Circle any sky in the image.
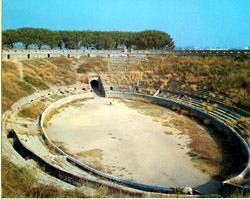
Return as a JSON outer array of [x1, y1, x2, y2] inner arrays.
[[2, 0, 250, 48]]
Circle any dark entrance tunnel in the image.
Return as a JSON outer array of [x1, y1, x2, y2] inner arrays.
[[90, 80, 104, 97], [90, 80, 99, 91]]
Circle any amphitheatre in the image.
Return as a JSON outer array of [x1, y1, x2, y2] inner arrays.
[[2, 49, 250, 197]]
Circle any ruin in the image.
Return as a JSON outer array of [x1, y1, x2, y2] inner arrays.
[[2, 54, 250, 197]]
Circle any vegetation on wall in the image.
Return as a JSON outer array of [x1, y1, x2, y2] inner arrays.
[[77, 57, 108, 73], [2, 61, 35, 112], [2, 54, 250, 197], [2, 28, 175, 50], [2, 58, 76, 112], [1, 56, 109, 113], [144, 55, 250, 109], [106, 55, 250, 109], [22, 57, 77, 87]]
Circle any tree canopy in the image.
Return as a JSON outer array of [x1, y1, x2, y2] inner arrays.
[[2, 28, 175, 50], [135, 30, 175, 50]]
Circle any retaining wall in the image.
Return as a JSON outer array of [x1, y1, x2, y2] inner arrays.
[[39, 91, 250, 194], [98, 76, 106, 97], [106, 91, 250, 189], [2, 49, 250, 60], [40, 92, 176, 194]]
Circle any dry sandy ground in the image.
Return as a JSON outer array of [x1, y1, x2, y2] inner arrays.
[[47, 96, 221, 194]]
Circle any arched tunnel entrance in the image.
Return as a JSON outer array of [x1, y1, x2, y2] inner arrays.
[[90, 79, 104, 97], [90, 80, 99, 91]]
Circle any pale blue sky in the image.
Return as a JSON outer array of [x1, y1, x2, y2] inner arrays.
[[2, 0, 250, 48]]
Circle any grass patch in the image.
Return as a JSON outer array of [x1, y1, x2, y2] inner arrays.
[[108, 55, 250, 109], [50, 94, 64, 100], [18, 105, 43, 119], [24, 75, 48, 89], [229, 189, 250, 198], [2, 156, 36, 198], [77, 67, 88, 73], [164, 131, 173, 135], [34, 101, 46, 110], [43, 108, 59, 128], [17, 80, 34, 93], [78, 57, 108, 72], [49, 57, 75, 68], [2, 61, 35, 112], [22, 57, 77, 86], [1, 156, 88, 198]]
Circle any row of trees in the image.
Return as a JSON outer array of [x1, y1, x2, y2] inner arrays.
[[2, 28, 175, 50]]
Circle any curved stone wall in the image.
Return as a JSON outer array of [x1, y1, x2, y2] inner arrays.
[[40, 90, 250, 193], [106, 91, 250, 187], [40, 92, 175, 194]]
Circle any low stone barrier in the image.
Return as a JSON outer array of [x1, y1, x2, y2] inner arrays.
[[106, 91, 250, 190], [39, 90, 250, 194], [40, 92, 176, 194]]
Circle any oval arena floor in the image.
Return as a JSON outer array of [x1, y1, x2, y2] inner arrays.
[[47, 96, 222, 194]]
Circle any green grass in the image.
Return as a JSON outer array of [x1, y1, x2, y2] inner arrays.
[[2, 62, 35, 112], [1, 156, 89, 198], [229, 188, 250, 198], [77, 67, 88, 73], [24, 75, 49, 89], [18, 105, 43, 119], [17, 80, 34, 93]]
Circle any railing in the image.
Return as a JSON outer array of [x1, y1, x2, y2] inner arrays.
[[106, 91, 250, 189], [39, 91, 250, 194], [40, 92, 175, 194]]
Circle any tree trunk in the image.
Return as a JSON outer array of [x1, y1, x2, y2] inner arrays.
[[115, 42, 119, 49]]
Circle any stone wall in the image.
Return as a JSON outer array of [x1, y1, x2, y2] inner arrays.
[[105, 91, 250, 189], [40, 92, 176, 194], [2, 49, 250, 60], [37, 89, 250, 194]]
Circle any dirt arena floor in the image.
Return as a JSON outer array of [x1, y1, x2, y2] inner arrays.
[[47, 96, 222, 194]]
